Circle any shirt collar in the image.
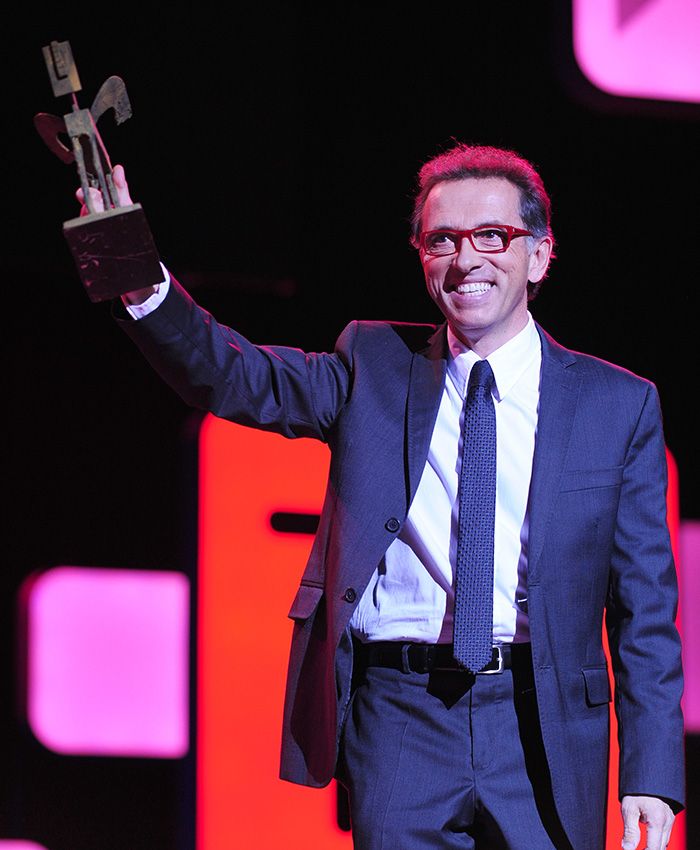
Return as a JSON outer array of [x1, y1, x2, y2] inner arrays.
[[446, 314, 541, 401]]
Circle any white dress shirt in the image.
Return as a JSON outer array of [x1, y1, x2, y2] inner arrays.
[[350, 316, 541, 645], [130, 276, 541, 645]]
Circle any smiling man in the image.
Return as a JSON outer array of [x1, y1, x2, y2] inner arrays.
[[81, 142, 684, 849], [417, 176, 551, 356]]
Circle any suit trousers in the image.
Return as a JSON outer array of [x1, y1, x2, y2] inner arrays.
[[337, 645, 577, 850]]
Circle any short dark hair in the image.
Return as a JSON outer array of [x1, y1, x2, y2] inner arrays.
[[410, 142, 555, 297]]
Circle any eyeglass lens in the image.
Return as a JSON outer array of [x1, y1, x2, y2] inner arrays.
[[424, 227, 511, 255]]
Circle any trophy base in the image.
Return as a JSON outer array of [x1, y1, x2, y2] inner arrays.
[[63, 203, 162, 303]]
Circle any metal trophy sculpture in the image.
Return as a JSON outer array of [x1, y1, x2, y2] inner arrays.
[[35, 40, 161, 302]]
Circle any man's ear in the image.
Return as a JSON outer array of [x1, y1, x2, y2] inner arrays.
[[528, 236, 554, 283]]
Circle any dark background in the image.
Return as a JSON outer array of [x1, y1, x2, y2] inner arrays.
[[4, 3, 698, 848]]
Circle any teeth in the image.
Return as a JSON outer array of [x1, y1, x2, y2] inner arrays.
[[456, 282, 492, 294]]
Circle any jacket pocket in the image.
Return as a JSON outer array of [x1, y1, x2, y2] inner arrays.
[[287, 583, 324, 621], [560, 466, 624, 492], [582, 666, 612, 706]]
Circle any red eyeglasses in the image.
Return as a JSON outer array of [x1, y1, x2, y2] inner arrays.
[[419, 225, 532, 256]]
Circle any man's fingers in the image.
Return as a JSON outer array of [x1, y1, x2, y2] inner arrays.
[[75, 186, 104, 216], [621, 797, 643, 850], [644, 809, 675, 850], [112, 163, 134, 206], [621, 817, 641, 850], [74, 165, 133, 215], [645, 819, 671, 850], [621, 796, 675, 850]]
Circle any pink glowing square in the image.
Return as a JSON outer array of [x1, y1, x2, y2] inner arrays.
[[573, 0, 700, 104], [680, 520, 700, 732], [0, 843, 49, 850], [23, 566, 190, 757]]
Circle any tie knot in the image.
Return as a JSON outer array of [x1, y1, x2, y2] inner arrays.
[[468, 359, 494, 392]]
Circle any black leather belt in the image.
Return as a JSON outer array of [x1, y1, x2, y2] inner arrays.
[[355, 640, 532, 675]]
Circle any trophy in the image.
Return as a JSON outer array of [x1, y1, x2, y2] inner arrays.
[[34, 40, 162, 302]]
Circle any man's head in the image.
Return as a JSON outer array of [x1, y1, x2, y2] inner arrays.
[[411, 143, 554, 297], [411, 143, 554, 355]]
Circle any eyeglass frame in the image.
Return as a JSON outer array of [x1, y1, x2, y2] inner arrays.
[[418, 224, 533, 256]]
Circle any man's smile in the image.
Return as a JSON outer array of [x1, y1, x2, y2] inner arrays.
[[451, 281, 495, 296]]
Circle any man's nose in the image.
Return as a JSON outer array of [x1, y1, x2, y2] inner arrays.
[[453, 236, 484, 272]]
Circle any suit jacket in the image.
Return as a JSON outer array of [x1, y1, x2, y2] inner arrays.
[[118, 278, 684, 850]]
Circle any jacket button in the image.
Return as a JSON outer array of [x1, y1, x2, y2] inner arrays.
[[385, 517, 400, 532], [343, 587, 357, 603]]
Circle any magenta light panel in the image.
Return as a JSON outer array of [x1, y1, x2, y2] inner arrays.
[[24, 566, 190, 757], [573, 0, 700, 104]]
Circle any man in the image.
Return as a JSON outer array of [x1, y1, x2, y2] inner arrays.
[[78, 143, 684, 849]]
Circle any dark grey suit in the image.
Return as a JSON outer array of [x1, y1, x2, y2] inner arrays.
[[119, 277, 684, 849]]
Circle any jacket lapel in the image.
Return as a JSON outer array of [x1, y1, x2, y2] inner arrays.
[[403, 321, 580, 577], [526, 324, 581, 580], [405, 325, 447, 507]]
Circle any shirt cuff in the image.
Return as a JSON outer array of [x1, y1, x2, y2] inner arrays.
[[124, 263, 171, 319]]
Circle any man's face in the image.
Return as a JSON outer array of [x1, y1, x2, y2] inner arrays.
[[419, 177, 552, 356]]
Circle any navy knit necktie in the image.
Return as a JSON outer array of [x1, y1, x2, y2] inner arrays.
[[453, 359, 497, 673]]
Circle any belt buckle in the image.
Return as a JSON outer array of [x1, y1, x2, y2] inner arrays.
[[410, 644, 435, 674], [402, 643, 433, 674], [477, 645, 503, 675]]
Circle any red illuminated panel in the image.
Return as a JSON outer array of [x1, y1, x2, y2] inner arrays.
[[603, 448, 684, 850], [573, 0, 700, 103], [197, 417, 350, 849], [22, 567, 189, 757], [198, 419, 685, 848]]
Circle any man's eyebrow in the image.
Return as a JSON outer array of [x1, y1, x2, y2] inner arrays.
[[429, 220, 510, 230]]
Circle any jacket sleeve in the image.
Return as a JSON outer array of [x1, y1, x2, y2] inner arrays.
[[114, 275, 354, 441], [605, 381, 685, 810]]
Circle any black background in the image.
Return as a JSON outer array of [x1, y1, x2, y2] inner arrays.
[[3, 3, 698, 848]]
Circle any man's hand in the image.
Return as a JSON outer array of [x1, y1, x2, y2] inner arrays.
[[76, 165, 157, 306], [75, 163, 133, 213], [621, 795, 675, 850]]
